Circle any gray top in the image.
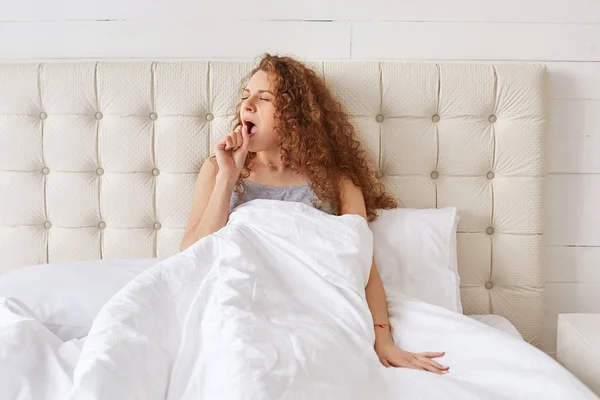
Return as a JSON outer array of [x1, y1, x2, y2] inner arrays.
[[229, 180, 335, 215]]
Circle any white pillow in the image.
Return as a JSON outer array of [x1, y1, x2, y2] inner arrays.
[[369, 207, 462, 313], [0, 258, 164, 341]]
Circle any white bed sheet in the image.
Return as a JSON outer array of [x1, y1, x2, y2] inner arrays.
[[0, 201, 596, 399], [469, 314, 523, 340], [69, 315, 524, 351]]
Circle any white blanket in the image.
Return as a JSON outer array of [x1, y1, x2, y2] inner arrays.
[[0, 200, 597, 400]]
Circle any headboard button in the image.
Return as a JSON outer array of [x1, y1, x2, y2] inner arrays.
[[430, 170, 439, 179], [375, 171, 384, 179], [485, 281, 494, 290], [486, 171, 495, 180], [98, 221, 106, 230], [486, 227, 494, 235], [375, 114, 385, 123], [432, 114, 440, 123], [44, 221, 52, 229], [153, 222, 162, 230], [489, 114, 497, 123], [41, 167, 50, 175], [152, 168, 160, 176], [39, 111, 48, 120], [96, 167, 104, 176], [149, 112, 158, 121], [205, 113, 214, 121], [95, 112, 104, 120]]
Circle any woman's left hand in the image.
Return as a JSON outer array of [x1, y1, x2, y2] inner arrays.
[[375, 340, 449, 374]]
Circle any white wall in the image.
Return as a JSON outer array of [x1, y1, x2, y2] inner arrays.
[[1, 0, 599, 354]]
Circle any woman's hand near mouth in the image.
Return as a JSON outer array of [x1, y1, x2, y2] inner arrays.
[[214, 124, 250, 183]]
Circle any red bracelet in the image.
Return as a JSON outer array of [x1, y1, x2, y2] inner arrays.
[[374, 323, 392, 331]]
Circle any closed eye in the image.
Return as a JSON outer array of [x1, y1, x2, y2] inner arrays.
[[241, 96, 271, 102]]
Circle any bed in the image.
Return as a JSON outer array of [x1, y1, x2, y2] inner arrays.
[[0, 61, 596, 399]]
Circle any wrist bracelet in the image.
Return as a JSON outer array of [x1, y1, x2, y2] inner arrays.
[[374, 323, 392, 331]]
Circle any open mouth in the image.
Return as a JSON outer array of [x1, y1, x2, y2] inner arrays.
[[244, 120, 259, 135]]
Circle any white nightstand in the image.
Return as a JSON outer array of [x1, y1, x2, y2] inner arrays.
[[557, 313, 600, 396]]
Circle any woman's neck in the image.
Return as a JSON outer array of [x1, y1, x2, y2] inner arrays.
[[255, 150, 285, 173], [248, 151, 308, 187]]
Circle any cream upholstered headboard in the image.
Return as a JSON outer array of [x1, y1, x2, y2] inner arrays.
[[0, 61, 546, 345]]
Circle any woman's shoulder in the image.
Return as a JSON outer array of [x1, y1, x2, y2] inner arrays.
[[338, 176, 361, 195], [338, 176, 367, 219]]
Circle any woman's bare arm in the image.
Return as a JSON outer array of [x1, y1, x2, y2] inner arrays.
[[339, 178, 448, 374], [179, 159, 236, 252], [338, 178, 393, 343], [180, 126, 249, 252]]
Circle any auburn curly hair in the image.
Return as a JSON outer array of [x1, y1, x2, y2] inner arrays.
[[230, 54, 397, 221]]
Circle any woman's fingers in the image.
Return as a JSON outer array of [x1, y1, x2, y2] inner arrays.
[[230, 130, 240, 149], [237, 126, 245, 147], [429, 359, 448, 371], [418, 352, 449, 372], [224, 126, 245, 151], [422, 352, 445, 358], [417, 355, 447, 370], [416, 360, 444, 374], [232, 126, 241, 148], [224, 124, 247, 168], [415, 357, 448, 374], [381, 349, 449, 375], [225, 135, 234, 151], [428, 359, 448, 371], [215, 125, 247, 163], [240, 124, 249, 150], [214, 137, 226, 152]]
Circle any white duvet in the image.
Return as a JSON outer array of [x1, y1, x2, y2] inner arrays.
[[0, 200, 597, 400]]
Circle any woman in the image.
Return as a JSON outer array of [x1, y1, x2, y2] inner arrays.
[[181, 54, 448, 375]]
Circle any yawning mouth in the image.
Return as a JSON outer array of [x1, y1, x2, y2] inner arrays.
[[244, 120, 259, 135]]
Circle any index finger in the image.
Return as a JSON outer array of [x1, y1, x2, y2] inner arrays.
[[422, 352, 445, 358], [241, 124, 249, 149]]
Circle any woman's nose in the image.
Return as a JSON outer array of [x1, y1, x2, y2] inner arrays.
[[245, 103, 256, 113], [244, 98, 257, 113]]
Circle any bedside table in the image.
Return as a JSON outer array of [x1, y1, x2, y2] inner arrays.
[[557, 313, 600, 396]]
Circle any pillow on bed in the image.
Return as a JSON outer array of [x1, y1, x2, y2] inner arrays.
[[0, 258, 164, 341], [369, 207, 462, 313]]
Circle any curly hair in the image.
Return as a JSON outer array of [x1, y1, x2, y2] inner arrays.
[[230, 54, 397, 221]]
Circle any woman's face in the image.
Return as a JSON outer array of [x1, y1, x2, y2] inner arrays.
[[240, 70, 278, 153]]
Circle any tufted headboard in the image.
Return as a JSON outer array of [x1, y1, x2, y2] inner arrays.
[[0, 61, 546, 345]]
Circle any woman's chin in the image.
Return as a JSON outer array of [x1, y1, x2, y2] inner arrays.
[[246, 135, 278, 154], [247, 143, 260, 153], [246, 138, 265, 153]]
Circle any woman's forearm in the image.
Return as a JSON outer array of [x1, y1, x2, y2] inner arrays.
[[180, 174, 235, 251], [365, 259, 394, 344]]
